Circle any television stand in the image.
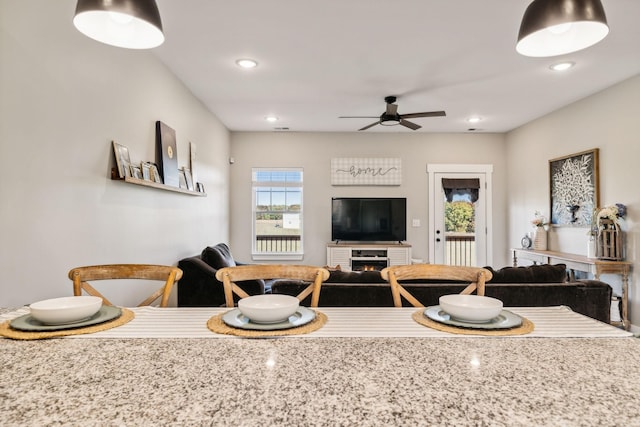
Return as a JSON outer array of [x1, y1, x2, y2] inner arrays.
[[327, 243, 412, 271]]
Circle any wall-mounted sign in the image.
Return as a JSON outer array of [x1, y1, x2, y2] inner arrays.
[[331, 158, 402, 186]]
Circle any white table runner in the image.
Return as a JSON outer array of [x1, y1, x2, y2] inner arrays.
[[2, 306, 630, 339]]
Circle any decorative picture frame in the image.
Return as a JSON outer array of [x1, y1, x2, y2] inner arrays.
[[189, 142, 197, 184], [549, 148, 600, 226], [183, 167, 194, 191], [178, 168, 187, 189], [112, 141, 131, 178], [130, 164, 143, 180], [141, 162, 152, 181], [331, 158, 402, 186], [150, 164, 162, 183], [156, 121, 179, 187]]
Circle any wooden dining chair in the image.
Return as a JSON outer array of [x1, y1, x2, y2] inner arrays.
[[380, 264, 493, 308], [68, 264, 183, 307], [215, 264, 330, 308]]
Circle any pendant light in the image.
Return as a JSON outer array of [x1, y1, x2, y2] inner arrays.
[[73, 0, 164, 49], [516, 0, 609, 57]]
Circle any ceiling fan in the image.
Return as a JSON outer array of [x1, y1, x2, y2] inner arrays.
[[340, 96, 446, 131]]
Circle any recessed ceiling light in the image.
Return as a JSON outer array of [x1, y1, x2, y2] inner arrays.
[[466, 116, 482, 123], [236, 59, 258, 69], [549, 61, 575, 71], [265, 116, 278, 123]]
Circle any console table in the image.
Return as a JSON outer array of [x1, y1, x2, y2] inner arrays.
[[512, 248, 633, 330]]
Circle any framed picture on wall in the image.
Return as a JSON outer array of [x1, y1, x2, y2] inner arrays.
[[549, 148, 599, 226]]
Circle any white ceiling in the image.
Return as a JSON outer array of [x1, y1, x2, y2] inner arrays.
[[153, 0, 640, 133]]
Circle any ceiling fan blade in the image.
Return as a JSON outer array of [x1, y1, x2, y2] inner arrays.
[[339, 116, 379, 119], [359, 121, 381, 131], [399, 119, 421, 130], [401, 111, 446, 119], [386, 103, 398, 115]]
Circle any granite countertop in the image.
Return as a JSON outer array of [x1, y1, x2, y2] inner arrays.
[[2, 336, 640, 426]]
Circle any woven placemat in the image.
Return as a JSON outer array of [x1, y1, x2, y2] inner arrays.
[[207, 310, 327, 337], [0, 308, 135, 340], [412, 309, 534, 336]]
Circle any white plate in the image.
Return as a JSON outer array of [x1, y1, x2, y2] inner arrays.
[[424, 305, 523, 330], [222, 306, 316, 331]]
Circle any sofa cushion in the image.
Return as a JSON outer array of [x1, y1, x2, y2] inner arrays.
[[485, 264, 567, 283], [201, 243, 236, 269]]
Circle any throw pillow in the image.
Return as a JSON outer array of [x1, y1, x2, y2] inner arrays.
[[201, 243, 237, 269], [485, 264, 567, 283]]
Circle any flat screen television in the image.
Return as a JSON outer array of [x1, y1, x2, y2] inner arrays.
[[331, 197, 407, 242]]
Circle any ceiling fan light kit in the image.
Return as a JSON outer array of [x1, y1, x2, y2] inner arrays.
[[73, 0, 164, 49], [340, 96, 446, 131], [516, 0, 609, 57]]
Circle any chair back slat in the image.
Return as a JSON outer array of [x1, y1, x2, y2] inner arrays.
[[380, 264, 492, 308], [215, 265, 330, 308], [68, 264, 183, 307]]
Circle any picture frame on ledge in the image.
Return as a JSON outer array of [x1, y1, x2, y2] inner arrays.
[[178, 168, 187, 189], [549, 148, 599, 227], [156, 121, 179, 187], [183, 167, 194, 191], [150, 164, 162, 184], [141, 162, 152, 181], [112, 141, 131, 179], [130, 164, 142, 180]]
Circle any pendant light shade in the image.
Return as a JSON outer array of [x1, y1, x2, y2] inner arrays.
[[516, 0, 609, 57], [73, 0, 164, 49]]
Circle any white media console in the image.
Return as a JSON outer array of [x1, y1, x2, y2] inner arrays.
[[326, 243, 412, 271]]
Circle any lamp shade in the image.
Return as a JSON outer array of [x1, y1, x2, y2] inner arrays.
[[73, 0, 164, 49], [516, 0, 609, 57]]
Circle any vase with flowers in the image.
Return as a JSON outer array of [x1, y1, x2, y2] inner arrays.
[[592, 203, 626, 260], [531, 211, 549, 250]]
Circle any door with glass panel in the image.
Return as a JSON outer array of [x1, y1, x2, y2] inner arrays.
[[428, 165, 493, 267]]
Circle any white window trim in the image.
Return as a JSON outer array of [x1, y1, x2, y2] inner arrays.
[[251, 168, 304, 261]]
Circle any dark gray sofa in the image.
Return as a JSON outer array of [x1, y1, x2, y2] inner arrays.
[[177, 246, 612, 323], [270, 264, 613, 323]]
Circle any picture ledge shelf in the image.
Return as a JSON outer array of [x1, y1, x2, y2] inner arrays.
[[111, 173, 206, 197]]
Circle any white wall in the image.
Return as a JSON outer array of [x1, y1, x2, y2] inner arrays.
[[506, 74, 640, 327], [0, 1, 230, 307], [229, 132, 508, 268]]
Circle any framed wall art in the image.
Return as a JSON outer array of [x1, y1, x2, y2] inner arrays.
[[331, 158, 402, 186], [156, 121, 179, 187], [549, 148, 599, 226]]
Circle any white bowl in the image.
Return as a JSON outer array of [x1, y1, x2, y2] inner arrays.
[[439, 294, 503, 323], [30, 296, 103, 325], [237, 294, 300, 324]]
